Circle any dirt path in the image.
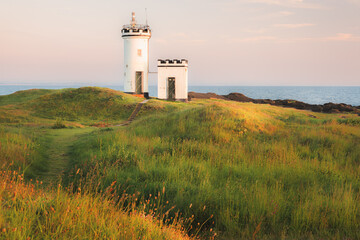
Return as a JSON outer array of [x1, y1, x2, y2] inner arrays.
[[39, 128, 94, 186]]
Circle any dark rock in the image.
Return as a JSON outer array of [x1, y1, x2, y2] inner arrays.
[[223, 93, 253, 102], [310, 105, 323, 112], [188, 92, 227, 100], [188, 92, 359, 114]]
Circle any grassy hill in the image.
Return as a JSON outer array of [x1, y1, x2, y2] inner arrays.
[[67, 99, 360, 239], [0, 89, 63, 106], [1, 88, 359, 239], [26, 87, 142, 122], [0, 87, 143, 125], [0, 87, 193, 239]]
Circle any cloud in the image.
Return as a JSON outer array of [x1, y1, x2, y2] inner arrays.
[[294, 33, 360, 42], [274, 23, 315, 28], [228, 36, 278, 42], [278, 11, 295, 16], [325, 33, 360, 41], [242, 23, 314, 37], [153, 33, 206, 45], [244, 28, 268, 34], [226, 33, 360, 43], [248, 0, 323, 9]]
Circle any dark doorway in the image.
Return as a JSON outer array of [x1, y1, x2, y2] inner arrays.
[[168, 77, 175, 100], [135, 71, 143, 94]]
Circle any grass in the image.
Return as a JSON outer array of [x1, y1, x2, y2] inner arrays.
[[35, 128, 95, 186], [0, 87, 144, 126], [0, 126, 37, 172], [26, 87, 143, 124], [0, 88, 359, 239], [66, 99, 360, 239], [0, 89, 63, 106], [0, 88, 200, 239], [0, 170, 192, 240]]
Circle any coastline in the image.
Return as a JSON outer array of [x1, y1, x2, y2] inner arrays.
[[189, 91, 360, 115]]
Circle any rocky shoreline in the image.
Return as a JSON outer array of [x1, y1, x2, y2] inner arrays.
[[188, 92, 360, 115]]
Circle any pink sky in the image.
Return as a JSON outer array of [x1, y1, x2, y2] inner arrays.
[[1, 0, 359, 86]]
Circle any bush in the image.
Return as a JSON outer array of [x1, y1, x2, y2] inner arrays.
[[52, 118, 66, 129]]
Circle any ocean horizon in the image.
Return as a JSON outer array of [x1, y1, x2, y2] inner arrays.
[[1, 85, 359, 106]]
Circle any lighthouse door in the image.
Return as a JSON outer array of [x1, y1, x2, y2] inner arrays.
[[167, 77, 175, 100], [135, 71, 143, 94]]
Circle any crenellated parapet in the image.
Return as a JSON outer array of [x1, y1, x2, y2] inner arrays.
[[121, 26, 151, 37], [158, 59, 188, 67]]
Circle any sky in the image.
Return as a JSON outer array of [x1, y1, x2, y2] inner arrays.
[[0, 0, 359, 86]]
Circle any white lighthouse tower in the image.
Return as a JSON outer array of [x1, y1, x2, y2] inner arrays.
[[121, 12, 151, 98]]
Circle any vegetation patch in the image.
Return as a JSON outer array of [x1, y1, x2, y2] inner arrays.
[[66, 99, 360, 239], [26, 87, 142, 124], [0, 170, 192, 240], [0, 89, 62, 106], [51, 118, 67, 129], [1, 88, 359, 239]]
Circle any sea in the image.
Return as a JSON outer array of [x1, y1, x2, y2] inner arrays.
[[1, 85, 359, 106]]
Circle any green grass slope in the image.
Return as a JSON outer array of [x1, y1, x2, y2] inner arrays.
[[1, 88, 359, 239], [0, 87, 144, 125], [0, 169, 191, 240], [68, 99, 360, 239], [26, 87, 143, 123], [0, 125, 192, 240], [0, 89, 63, 106]]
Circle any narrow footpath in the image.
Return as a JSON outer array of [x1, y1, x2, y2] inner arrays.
[[39, 128, 94, 186], [39, 100, 148, 185]]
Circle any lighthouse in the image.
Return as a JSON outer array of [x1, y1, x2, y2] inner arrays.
[[121, 12, 151, 98]]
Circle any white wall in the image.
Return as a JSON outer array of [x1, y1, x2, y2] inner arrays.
[[123, 36, 150, 93], [158, 60, 188, 100]]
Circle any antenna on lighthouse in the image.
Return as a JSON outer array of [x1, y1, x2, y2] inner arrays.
[[145, 8, 148, 26]]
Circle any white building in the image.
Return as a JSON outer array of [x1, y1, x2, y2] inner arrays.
[[157, 59, 188, 101], [121, 12, 151, 98]]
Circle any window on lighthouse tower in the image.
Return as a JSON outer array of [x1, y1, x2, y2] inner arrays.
[[137, 49, 142, 57]]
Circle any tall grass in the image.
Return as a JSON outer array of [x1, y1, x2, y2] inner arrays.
[[0, 169, 193, 240], [0, 124, 196, 239], [0, 126, 53, 180], [67, 100, 360, 239], [1, 88, 359, 239], [0, 127, 35, 171]]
